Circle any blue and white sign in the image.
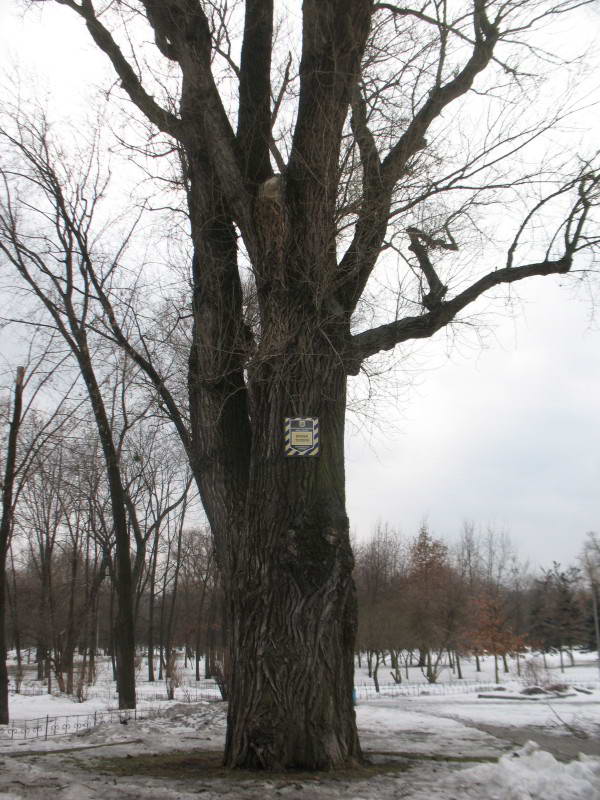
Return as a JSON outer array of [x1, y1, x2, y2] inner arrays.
[[284, 417, 320, 457]]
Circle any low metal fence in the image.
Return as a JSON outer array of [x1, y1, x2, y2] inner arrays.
[[0, 708, 147, 742], [354, 680, 502, 699], [7, 681, 224, 704], [86, 682, 223, 704], [7, 685, 56, 697], [5, 677, 598, 742], [354, 677, 600, 699]]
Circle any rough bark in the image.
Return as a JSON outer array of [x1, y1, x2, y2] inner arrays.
[[225, 354, 360, 768]]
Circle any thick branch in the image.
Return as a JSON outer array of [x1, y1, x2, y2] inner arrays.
[[0, 368, 25, 558], [56, 0, 183, 138], [407, 226, 453, 310], [382, 1, 498, 187], [348, 256, 572, 371], [350, 84, 382, 198], [288, 0, 373, 194], [337, 0, 498, 310], [237, 0, 274, 186]]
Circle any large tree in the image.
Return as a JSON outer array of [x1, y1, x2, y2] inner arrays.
[[6, 0, 600, 769]]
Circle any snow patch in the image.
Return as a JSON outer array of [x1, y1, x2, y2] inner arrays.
[[445, 742, 600, 800]]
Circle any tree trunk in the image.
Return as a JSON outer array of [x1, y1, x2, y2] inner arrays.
[[147, 531, 159, 683], [204, 592, 217, 680], [88, 601, 98, 686], [164, 522, 184, 683], [80, 360, 136, 710], [0, 566, 8, 724], [7, 547, 23, 692], [65, 545, 79, 695], [194, 578, 209, 682], [40, 559, 55, 694], [455, 652, 463, 680], [109, 588, 117, 682], [147, 602, 155, 683], [195, 646, 202, 682], [36, 645, 45, 681], [372, 652, 381, 694], [158, 585, 167, 682], [0, 367, 24, 725], [425, 650, 436, 684], [390, 650, 401, 684], [221, 362, 361, 769]]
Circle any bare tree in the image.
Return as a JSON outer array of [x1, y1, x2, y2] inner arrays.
[[355, 523, 405, 686], [0, 333, 83, 722], [5, 0, 600, 768], [0, 368, 24, 723], [0, 120, 138, 708]]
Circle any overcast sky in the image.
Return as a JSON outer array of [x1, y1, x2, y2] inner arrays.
[[1, 2, 599, 571], [346, 275, 600, 567]]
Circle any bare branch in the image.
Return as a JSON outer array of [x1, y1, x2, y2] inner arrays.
[[55, 0, 184, 138], [348, 254, 573, 370]]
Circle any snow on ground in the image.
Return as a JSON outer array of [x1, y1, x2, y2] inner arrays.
[[0, 694, 599, 798], [405, 692, 600, 737], [1, 652, 599, 798], [8, 692, 114, 721], [409, 744, 600, 800], [357, 700, 505, 759]]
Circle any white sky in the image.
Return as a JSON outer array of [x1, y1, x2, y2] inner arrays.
[[1, 2, 599, 570], [346, 275, 600, 567]]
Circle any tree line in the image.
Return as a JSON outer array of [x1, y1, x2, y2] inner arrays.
[[2, 394, 598, 712], [1, 353, 599, 721], [355, 524, 599, 686], [0, 396, 228, 708]]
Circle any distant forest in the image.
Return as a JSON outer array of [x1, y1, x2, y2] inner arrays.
[[354, 523, 599, 686]]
